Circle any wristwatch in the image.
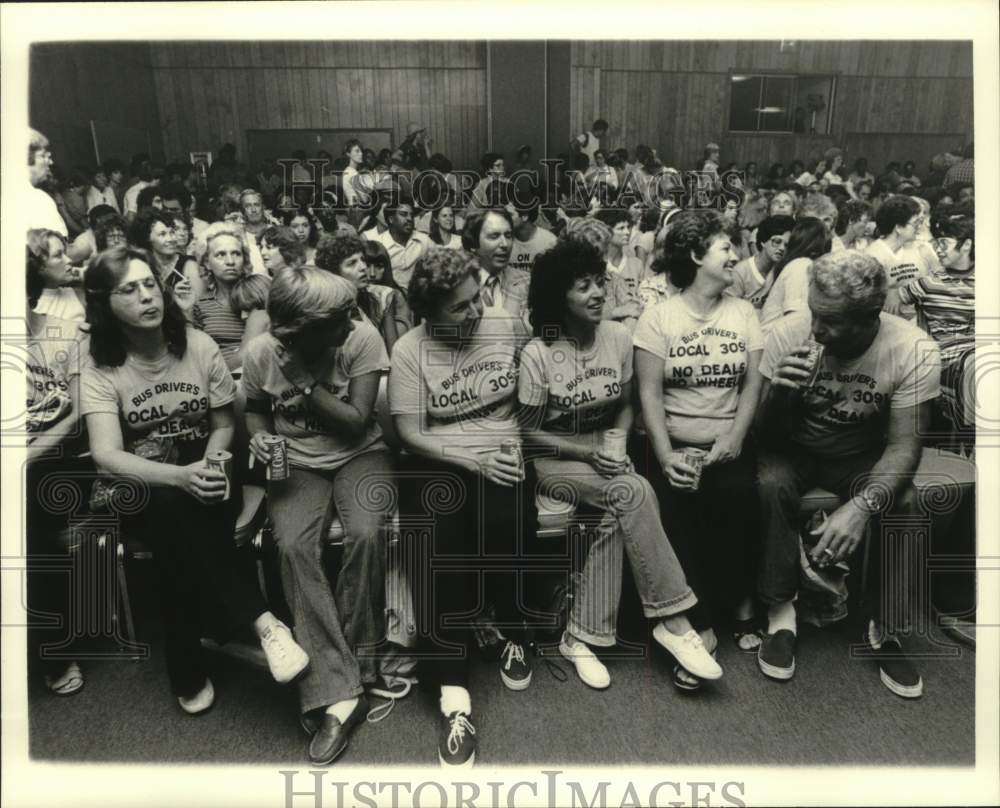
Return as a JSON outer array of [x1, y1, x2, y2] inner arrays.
[[301, 380, 317, 397], [855, 485, 889, 515]]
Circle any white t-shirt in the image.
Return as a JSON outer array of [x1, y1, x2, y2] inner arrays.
[[241, 323, 389, 472], [389, 314, 520, 454], [81, 328, 236, 462], [123, 181, 151, 217], [575, 131, 600, 163], [35, 287, 85, 322], [510, 227, 557, 273], [726, 255, 774, 311], [27, 184, 68, 236], [86, 186, 120, 213], [759, 311, 941, 457], [633, 294, 763, 446], [518, 321, 633, 435], [864, 239, 934, 291], [759, 258, 813, 337], [377, 230, 431, 291]]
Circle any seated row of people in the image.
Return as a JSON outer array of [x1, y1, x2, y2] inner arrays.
[[26, 203, 943, 768]]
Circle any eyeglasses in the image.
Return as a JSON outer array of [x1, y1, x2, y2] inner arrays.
[[934, 237, 957, 252], [111, 277, 160, 297]]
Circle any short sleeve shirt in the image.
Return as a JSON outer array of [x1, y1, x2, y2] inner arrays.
[[26, 317, 87, 435], [510, 228, 557, 273], [241, 320, 389, 471], [80, 328, 236, 462], [759, 312, 941, 457], [519, 321, 633, 435], [389, 314, 520, 454], [759, 257, 813, 337], [633, 294, 763, 446]]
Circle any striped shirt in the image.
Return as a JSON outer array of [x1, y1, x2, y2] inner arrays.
[[897, 269, 975, 346], [194, 291, 245, 362]]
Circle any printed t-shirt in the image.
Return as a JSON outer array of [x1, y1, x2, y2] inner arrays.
[[518, 320, 633, 435], [26, 316, 87, 435], [510, 227, 557, 273], [759, 257, 813, 337], [633, 294, 763, 446], [80, 328, 236, 462], [606, 252, 646, 298], [241, 320, 389, 472], [389, 313, 520, 454], [865, 239, 934, 290], [759, 311, 941, 458]]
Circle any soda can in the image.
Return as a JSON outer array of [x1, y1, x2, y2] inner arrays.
[[500, 438, 521, 459], [682, 447, 708, 491], [206, 450, 232, 502], [603, 429, 627, 461], [803, 339, 825, 388], [263, 434, 289, 481]]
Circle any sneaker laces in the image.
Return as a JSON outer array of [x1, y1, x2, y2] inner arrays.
[[447, 713, 476, 755], [502, 641, 525, 670]]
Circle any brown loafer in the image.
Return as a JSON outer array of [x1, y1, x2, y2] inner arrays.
[[307, 697, 368, 765]]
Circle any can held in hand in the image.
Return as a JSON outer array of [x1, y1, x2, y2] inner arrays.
[[603, 429, 627, 461], [263, 434, 289, 481], [206, 450, 232, 502], [682, 447, 707, 491], [803, 338, 825, 388], [500, 437, 523, 471]]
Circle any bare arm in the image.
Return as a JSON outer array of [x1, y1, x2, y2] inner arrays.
[[634, 347, 674, 468]]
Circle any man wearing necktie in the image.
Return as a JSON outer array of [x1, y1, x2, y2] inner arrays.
[[462, 208, 531, 341]]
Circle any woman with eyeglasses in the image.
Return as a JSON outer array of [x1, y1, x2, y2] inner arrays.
[[241, 266, 393, 765], [758, 217, 833, 337], [80, 245, 309, 716], [193, 222, 267, 371]]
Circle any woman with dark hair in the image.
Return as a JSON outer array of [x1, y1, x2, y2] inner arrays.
[[242, 266, 393, 765], [519, 238, 721, 692], [80, 245, 308, 715], [27, 229, 85, 321], [259, 225, 308, 276], [194, 222, 267, 370], [282, 207, 319, 265], [758, 217, 833, 335], [129, 208, 200, 315], [388, 247, 538, 768], [24, 233, 90, 696], [360, 239, 403, 292], [633, 210, 765, 689], [67, 204, 121, 265], [767, 163, 787, 182], [315, 232, 413, 354], [429, 205, 462, 249], [835, 199, 874, 251]]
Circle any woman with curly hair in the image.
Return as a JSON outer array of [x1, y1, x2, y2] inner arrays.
[[282, 206, 319, 265], [80, 245, 308, 715], [388, 247, 538, 768], [129, 208, 201, 316], [259, 225, 308, 276], [193, 222, 268, 370], [518, 237, 720, 692], [633, 210, 765, 688], [835, 199, 874, 251], [314, 232, 413, 354]]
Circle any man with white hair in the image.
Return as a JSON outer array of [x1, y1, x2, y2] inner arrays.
[[26, 128, 68, 236], [754, 250, 940, 698]]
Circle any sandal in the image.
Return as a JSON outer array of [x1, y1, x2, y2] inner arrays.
[[671, 647, 717, 692], [733, 618, 763, 653], [45, 661, 84, 696]]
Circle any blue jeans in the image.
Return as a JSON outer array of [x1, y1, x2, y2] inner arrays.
[[534, 456, 698, 647]]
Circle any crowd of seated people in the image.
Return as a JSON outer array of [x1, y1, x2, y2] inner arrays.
[[23, 122, 974, 768]]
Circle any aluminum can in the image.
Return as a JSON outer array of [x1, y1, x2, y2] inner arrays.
[[803, 339, 825, 388], [603, 429, 627, 461], [263, 434, 289, 481], [206, 450, 232, 501], [682, 447, 708, 491]]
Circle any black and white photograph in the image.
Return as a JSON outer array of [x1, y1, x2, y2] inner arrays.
[[2, 2, 998, 807]]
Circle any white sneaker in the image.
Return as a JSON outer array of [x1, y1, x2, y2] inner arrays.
[[559, 633, 611, 689], [178, 678, 215, 715], [260, 620, 310, 683], [653, 624, 723, 680]]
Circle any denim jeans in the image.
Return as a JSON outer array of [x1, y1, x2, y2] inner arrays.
[[268, 449, 393, 714], [533, 455, 699, 647], [756, 442, 920, 633]]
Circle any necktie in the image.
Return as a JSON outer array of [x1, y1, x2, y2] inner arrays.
[[483, 274, 500, 308]]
